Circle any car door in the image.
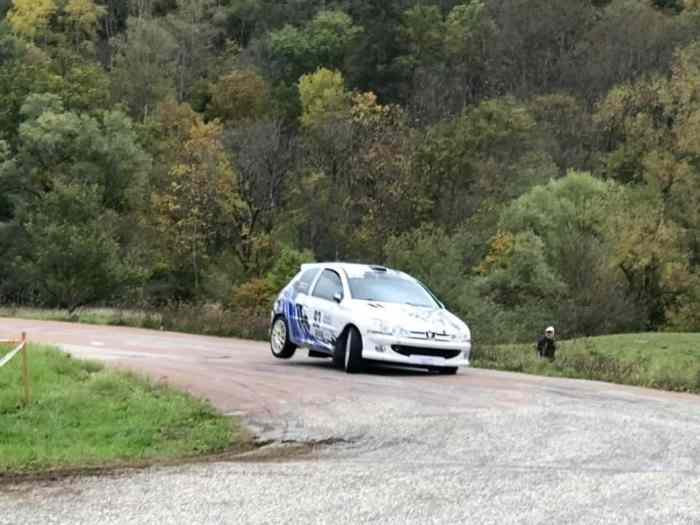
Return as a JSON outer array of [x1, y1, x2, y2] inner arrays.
[[286, 267, 321, 347], [306, 269, 345, 352]]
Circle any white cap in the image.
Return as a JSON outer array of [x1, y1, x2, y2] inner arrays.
[[545, 326, 555, 334]]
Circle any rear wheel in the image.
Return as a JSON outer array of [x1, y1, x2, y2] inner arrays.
[[270, 316, 296, 359], [341, 326, 364, 373]]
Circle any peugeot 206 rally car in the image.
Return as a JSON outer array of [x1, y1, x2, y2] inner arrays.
[[269, 263, 472, 374]]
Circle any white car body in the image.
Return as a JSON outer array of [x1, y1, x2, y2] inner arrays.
[[270, 262, 471, 372]]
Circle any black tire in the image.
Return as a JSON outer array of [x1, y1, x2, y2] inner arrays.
[[270, 316, 296, 359], [338, 326, 364, 373], [332, 335, 345, 369]]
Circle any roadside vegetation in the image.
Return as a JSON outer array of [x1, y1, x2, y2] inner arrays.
[[0, 305, 269, 340], [0, 344, 250, 475], [472, 333, 700, 394], [1, 0, 699, 346]]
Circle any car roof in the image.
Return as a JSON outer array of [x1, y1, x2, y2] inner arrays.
[[300, 262, 409, 279]]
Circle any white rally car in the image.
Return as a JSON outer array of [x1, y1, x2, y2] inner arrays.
[[269, 263, 471, 374]]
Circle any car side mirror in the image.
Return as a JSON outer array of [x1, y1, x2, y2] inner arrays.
[[333, 292, 343, 303]]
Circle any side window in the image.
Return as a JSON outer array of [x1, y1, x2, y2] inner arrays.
[[294, 268, 320, 295], [312, 270, 343, 302]]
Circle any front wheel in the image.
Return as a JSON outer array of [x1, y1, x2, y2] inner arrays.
[[270, 316, 296, 359], [340, 326, 364, 373]]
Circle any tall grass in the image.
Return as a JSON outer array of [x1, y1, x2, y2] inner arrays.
[[471, 333, 700, 393]]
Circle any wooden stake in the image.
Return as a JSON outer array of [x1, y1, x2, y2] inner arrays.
[[20, 332, 30, 406]]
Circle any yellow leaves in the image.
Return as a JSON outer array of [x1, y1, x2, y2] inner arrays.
[[478, 231, 515, 274], [8, 0, 105, 42], [608, 194, 680, 274], [64, 0, 107, 38], [8, 0, 57, 39], [298, 68, 350, 128], [350, 91, 402, 130], [151, 101, 243, 265]]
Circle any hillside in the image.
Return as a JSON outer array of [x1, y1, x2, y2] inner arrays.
[[473, 333, 700, 393], [0, 0, 699, 343]]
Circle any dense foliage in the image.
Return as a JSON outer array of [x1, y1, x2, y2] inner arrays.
[[1, 0, 699, 342]]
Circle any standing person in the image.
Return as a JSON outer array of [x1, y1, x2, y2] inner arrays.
[[536, 326, 557, 360]]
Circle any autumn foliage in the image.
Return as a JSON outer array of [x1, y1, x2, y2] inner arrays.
[[0, 0, 699, 340]]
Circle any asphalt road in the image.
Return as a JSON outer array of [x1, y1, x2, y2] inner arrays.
[[1, 318, 700, 524]]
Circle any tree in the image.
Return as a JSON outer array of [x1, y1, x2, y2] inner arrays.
[[443, 1, 496, 108], [225, 118, 295, 250], [207, 69, 268, 124], [0, 33, 63, 146], [398, 4, 443, 68], [165, 0, 220, 103], [64, 0, 107, 46], [480, 171, 642, 335], [397, 1, 497, 119], [151, 101, 243, 293], [606, 187, 690, 328], [298, 67, 350, 128], [0, 92, 152, 307], [487, 0, 596, 98], [413, 97, 554, 228], [110, 16, 177, 120], [594, 42, 700, 265], [7, 0, 58, 40], [8, 93, 150, 214], [572, 0, 692, 101], [267, 10, 361, 83], [221, 0, 263, 48], [17, 181, 139, 313], [527, 94, 593, 173]]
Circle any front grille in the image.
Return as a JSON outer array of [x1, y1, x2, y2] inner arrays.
[[391, 345, 461, 359], [408, 330, 452, 342]]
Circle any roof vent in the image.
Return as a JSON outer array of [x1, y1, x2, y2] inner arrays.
[[370, 265, 388, 272]]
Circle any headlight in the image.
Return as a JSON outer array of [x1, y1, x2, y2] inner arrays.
[[367, 319, 409, 338], [367, 319, 391, 336]]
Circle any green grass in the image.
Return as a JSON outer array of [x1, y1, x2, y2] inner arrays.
[[0, 343, 251, 475], [472, 333, 700, 393]]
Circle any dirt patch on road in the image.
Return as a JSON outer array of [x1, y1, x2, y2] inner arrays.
[[0, 437, 358, 486]]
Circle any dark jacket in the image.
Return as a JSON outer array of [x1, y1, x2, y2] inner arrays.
[[537, 336, 556, 359]]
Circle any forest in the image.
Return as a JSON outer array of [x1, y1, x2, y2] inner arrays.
[[0, 0, 699, 343]]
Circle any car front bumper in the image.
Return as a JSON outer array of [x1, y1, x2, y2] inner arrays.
[[361, 333, 471, 368]]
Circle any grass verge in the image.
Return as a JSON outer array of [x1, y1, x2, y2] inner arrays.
[[0, 343, 252, 475], [471, 332, 700, 394], [0, 305, 269, 341]]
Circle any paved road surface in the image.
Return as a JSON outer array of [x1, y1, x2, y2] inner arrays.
[[1, 318, 700, 524]]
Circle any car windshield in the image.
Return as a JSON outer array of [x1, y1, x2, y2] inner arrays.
[[347, 274, 439, 308]]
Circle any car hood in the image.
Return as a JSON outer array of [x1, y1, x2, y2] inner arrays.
[[351, 301, 469, 336]]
